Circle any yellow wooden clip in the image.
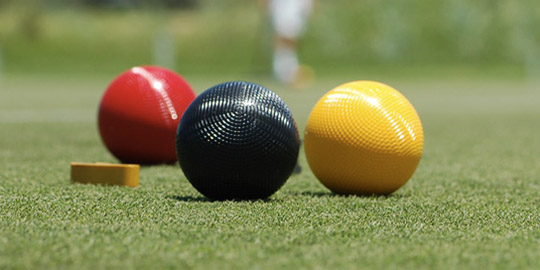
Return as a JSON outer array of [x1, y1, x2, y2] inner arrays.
[[71, 162, 139, 187]]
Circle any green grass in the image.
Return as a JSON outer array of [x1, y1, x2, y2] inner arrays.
[[0, 74, 539, 269]]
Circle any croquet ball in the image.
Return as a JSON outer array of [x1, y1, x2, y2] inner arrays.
[[304, 81, 424, 195], [176, 81, 300, 200], [98, 66, 195, 164]]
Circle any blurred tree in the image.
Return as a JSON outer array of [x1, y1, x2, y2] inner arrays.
[[18, 0, 43, 40], [20, 9, 42, 40]]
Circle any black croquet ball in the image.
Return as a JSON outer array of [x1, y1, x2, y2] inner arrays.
[[176, 81, 300, 200]]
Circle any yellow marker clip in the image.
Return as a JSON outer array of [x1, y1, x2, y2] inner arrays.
[[71, 162, 139, 187]]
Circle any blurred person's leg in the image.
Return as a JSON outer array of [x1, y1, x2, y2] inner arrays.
[[268, 0, 313, 85], [272, 37, 299, 84]]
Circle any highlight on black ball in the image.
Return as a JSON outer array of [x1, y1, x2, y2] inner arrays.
[[176, 81, 300, 200]]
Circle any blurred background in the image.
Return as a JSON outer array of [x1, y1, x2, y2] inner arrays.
[[0, 0, 539, 80]]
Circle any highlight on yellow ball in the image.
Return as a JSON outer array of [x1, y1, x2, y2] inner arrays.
[[304, 81, 424, 195]]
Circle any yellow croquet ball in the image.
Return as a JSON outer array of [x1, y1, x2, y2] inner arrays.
[[304, 81, 424, 195]]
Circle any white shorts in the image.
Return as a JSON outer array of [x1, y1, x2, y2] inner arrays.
[[269, 0, 313, 39]]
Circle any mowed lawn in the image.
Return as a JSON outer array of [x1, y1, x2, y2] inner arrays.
[[0, 74, 539, 269]]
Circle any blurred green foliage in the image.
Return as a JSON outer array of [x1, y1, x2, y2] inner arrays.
[[0, 0, 538, 76], [0, 0, 198, 9]]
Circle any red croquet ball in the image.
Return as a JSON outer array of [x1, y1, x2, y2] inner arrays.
[[98, 66, 196, 164]]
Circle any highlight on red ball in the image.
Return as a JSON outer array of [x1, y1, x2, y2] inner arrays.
[[98, 66, 196, 165]]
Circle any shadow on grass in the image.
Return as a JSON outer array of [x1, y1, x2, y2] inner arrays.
[[166, 191, 408, 202], [290, 191, 408, 200], [139, 163, 178, 167], [166, 195, 211, 202], [166, 195, 276, 203]]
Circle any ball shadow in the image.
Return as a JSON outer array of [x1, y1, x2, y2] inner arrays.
[[138, 162, 178, 167], [166, 195, 277, 203], [290, 191, 408, 199], [166, 195, 211, 202]]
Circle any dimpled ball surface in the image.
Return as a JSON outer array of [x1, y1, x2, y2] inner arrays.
[[176, 81, 300, 200], [98, 66, 195, 164], [304, 81, 424, 195]]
